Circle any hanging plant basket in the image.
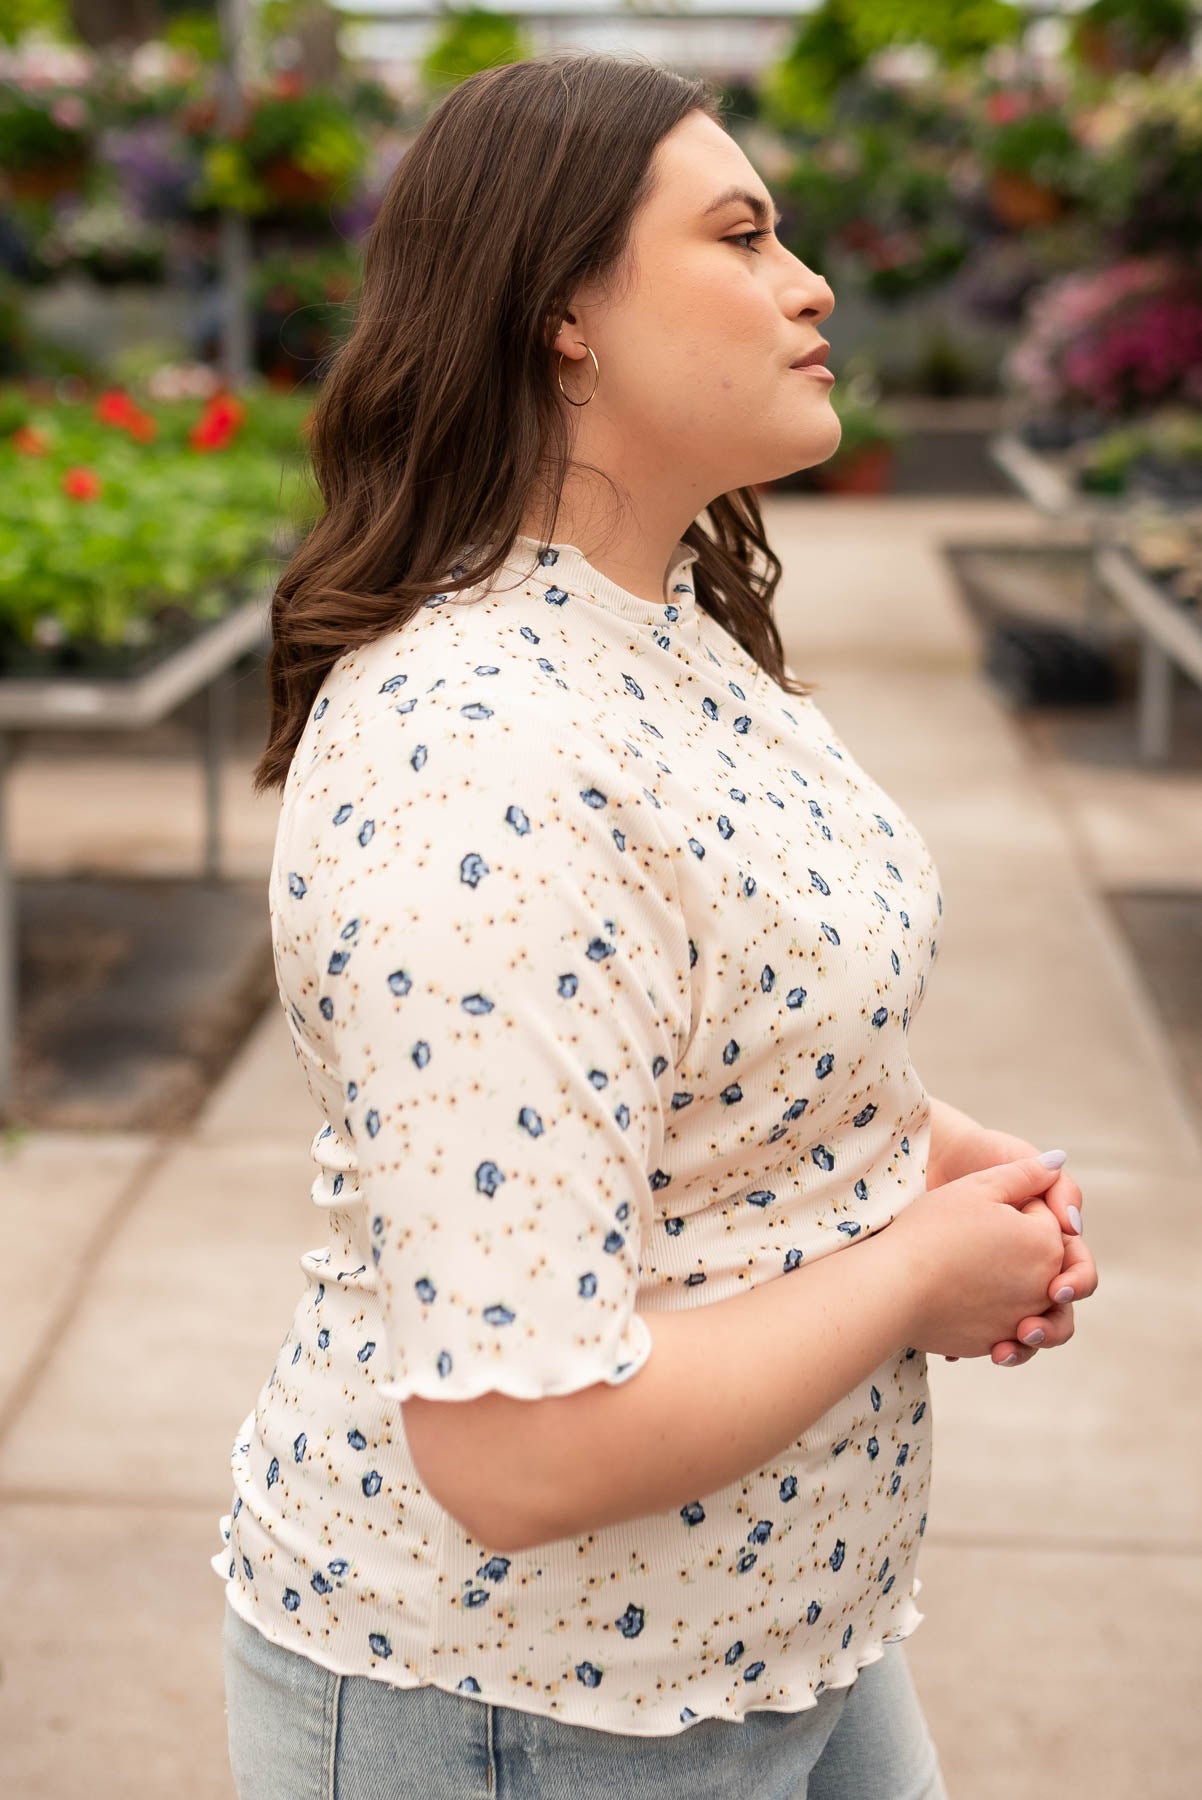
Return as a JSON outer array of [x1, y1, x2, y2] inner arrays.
[[987, 169, 1069, 230], [1073, 24, 1173, 79], [7, 157, 89, 202], [259, 156, 338, 209]]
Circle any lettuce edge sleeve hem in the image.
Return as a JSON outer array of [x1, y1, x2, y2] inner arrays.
[[374, 1311, 654, 1406]]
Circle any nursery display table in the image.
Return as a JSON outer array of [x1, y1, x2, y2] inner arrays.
[[0, 589, 270, 1114], [989, 431, 1202, 763]]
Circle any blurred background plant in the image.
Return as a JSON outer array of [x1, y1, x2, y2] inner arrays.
[[0, 0, 1200, 659], [0, 378, 315, 671]]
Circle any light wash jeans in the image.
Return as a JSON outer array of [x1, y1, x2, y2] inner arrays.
[[222, 1595, 949, 1800]]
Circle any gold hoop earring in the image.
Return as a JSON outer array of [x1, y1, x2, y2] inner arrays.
[[557, 344, 599, 406]]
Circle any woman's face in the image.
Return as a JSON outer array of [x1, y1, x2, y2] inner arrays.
[[555, 108, 841, 507]]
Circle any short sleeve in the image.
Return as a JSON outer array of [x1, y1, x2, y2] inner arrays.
[[280, 704, 691, 1404]]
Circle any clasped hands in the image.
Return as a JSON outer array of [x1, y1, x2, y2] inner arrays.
[[926, 1123, 1098, 1367]]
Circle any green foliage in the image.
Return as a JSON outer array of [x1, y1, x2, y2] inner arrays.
[[0, 81, 90, 171], [762, 0, 1024, 131], [1081, 73, 1202, 256], [419, 7, 531, 96], [1067, 0, 1194, 71], [0, 387, 317, 658], [778, 122, 971, 300], [827, 385, 905, 458], [190, 84, 366, 215], [0, 0, 71, 49], [1077, 409, 1202, 493], [162, 10, 222, 62], [844, 0, 1025, 63], [974, 103, 1084, 187], [761, 4, 865, 133]]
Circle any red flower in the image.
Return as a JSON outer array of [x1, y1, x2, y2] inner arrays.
[[12, 425, 49, 456], [985, 90, 1031, 126], [95, 388, 157, 442], [62, 466, 102, 501], [95, 388, 138, 426], [189, 392, 247, 452]]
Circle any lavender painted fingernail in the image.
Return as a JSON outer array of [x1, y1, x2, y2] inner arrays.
[[1067, 1205, 1082, 1234], [1021, 1328, 1046, 1346], [1038, 1148, 1067, 1168], [1001, 1353, 1019, 1366], [1054, 1286, 1075, 1304]]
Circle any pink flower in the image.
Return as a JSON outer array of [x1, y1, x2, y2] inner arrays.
[[1006, 258, 1202, 413], [50, 95, 87, 131]]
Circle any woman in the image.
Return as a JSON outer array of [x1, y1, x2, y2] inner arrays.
[[215, 50, 1097, 1799]]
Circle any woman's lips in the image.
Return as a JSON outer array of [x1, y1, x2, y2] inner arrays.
[[792, 364, 836, 382]]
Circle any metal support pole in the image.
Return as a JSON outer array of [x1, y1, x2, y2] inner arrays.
[[1137, 639, 1174, 766], [0, 732, 13, 1117], [1082, 536, 1109, 639], [204, 666, 234, 880], [217, 0, 254, 388]]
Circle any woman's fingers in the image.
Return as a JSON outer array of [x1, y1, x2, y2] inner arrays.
[[1048, 1231, 1098, 1305], [955, 1294, 1078, 1367], [1012, 1298, 1075, 1350], [943, 1212, 1096, 1368], [990, 1282, 1083, 1365], [1040, 1169, 1084, 1236]]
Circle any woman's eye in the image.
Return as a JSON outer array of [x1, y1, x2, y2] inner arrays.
[[726, 229, 772, 254]]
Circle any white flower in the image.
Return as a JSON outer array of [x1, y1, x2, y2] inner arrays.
[[32, 615, 66, 649]]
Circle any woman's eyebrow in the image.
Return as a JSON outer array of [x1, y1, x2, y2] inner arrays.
[[701, 186, 783, 228]]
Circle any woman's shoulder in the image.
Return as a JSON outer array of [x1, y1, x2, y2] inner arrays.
[[287, 596, 554, 780], [282, 600, 654, 829]]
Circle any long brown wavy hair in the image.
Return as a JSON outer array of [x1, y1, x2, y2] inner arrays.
[[253, 49, 818, 798]]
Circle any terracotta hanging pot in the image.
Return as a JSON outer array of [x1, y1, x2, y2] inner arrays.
[[987, 168, 1067, 230], [1074, 25, 1167, 78], [7, 158, 87, 201], [260, 156, 335, 207], [813, 443, 895, 496]]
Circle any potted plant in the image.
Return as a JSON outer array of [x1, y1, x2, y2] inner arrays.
[[250, 246, 359, 385], [1005, 256, 1202, 433], [1074, 423, 1146, 494], [186, 73, 367, 218], [1068, 0, 1194, 78], [812, 389, 904, 493], [1080, 72, 1202, 261], [974, 86, 1085, 229], [1125, 409, 1202, 503], [39, 196, 167, 286], [763, 384, 905, 496], [0, 381, 315, 677], [0, 82, 92, 201], [830, 130, 972, 302]]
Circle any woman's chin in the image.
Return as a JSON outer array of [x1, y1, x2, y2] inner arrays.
[[765, 439, 841, 485]]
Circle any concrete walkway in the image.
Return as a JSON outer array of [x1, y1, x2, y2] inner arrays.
[[1, 495, 1199, 1798]]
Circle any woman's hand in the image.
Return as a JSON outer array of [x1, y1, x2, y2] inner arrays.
[[926, 1120, 1098, 1367]]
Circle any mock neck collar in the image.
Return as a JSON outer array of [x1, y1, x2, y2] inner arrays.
[[507, 534, 701, 632]]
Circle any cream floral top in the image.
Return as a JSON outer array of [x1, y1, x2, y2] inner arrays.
[[212, 532, 944, 1736]]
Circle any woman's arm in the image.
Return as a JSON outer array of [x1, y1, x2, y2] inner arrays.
[[927, 1093, 986, 1189]]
